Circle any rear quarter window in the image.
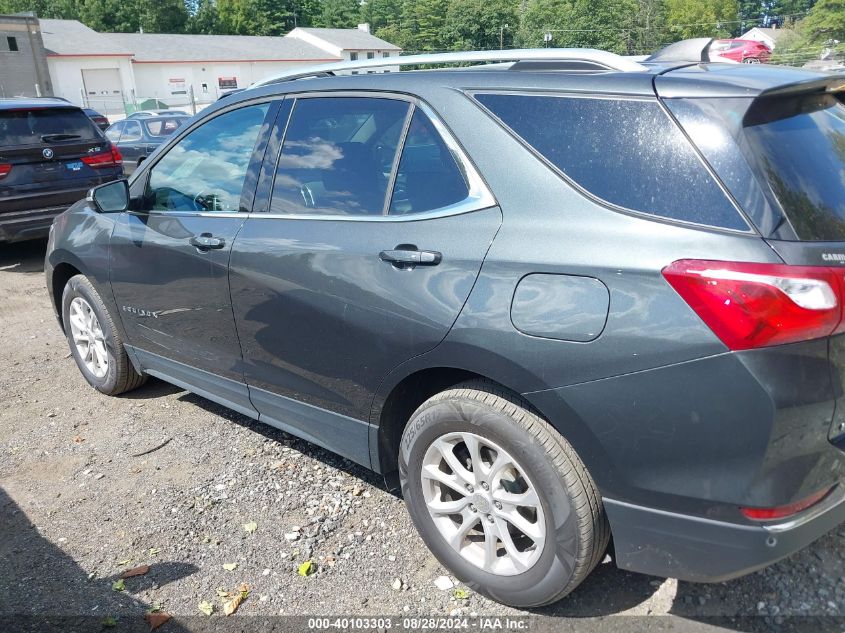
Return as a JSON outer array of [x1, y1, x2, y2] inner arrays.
[[0, 107, 100, 146], [474, 93, 746, 231]]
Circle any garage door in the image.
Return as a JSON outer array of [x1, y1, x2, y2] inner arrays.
[[81, 68, 122, 98]]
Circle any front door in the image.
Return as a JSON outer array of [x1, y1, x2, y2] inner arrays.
[[110, 101, 273, 413], [229, 95, 501, 461]]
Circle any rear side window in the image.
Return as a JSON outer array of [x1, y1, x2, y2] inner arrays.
[[270, 97, 410, 216], [475, 93, 745, 230], [144, 117, 185, 137], [389, 109, 469, 215], [0, 108, 100, 146]]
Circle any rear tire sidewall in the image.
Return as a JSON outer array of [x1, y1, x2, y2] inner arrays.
[[62, 276, 121, 394], [399, 397, 582, 607]]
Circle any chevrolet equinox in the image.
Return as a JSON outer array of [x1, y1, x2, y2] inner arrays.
[[45, 41, 845, 607]]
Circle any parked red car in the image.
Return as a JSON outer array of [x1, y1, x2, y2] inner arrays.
[[710, 39, 772, 63]]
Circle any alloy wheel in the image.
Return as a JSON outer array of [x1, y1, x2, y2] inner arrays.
[[68, 297, 109, 378], [420, 432, 546, 576]]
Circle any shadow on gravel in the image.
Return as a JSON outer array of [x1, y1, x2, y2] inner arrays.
[[0, 486, 195, 633], [178, 391, 394, 495], [0, 239, 47, 274], [118, 376, 185, 400]]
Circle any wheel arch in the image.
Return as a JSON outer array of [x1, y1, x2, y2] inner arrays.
[[372, 364, 560, 491]]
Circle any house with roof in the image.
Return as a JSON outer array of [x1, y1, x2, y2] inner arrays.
[[35, 18, 401, 113], [739, 27, 785, 50]]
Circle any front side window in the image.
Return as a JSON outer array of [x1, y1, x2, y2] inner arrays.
[[270, 97, 410, 216], [475, 93, 744, 230], [105, 122, 123, 143], [389, 110, 469, 215], [146, 103, 269, 213]]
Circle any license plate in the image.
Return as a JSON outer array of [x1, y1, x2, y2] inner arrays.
[[65, 161, 84, 171]]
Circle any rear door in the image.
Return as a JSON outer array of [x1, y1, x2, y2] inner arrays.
[[229, 94, 501, 450], [0, 106, 120, 215], [109, 100, 276, 414]]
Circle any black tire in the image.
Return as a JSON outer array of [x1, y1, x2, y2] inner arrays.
[[399, 380, 609, 607], [62, 274, 146, 396]]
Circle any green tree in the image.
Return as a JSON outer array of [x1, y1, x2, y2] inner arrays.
[[78, 0, 140, 32], [665, 0, 738, 39], [0, 0, 80, 18], [315, 0, 361, 28], [187, 0, 219, 33], [802, 0, 845, 42], [138, 0, 189, 32], [443, 0, 519, 50], [516, 0, 574, 48], [630, 0, 669, 54]]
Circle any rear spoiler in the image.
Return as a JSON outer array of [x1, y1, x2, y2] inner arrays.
[[646, 38, 714, 64]]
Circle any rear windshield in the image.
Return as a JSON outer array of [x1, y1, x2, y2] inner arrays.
[[0, 107, 100, 146], [668, 93, 845, 241], [143, 117, 187, 137]]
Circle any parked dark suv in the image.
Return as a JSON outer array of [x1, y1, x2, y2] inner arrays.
[[45, 42, 845, 607], [0, 98, 123, 243]]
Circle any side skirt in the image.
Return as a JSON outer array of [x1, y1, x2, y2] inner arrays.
[[127, 347, 375, 470]]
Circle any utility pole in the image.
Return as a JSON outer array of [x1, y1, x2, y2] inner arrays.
[[500, 24, 508, 50]]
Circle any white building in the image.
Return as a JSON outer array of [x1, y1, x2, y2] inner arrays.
[[739, 27, 785, 50], [38, 19, 401, 114]]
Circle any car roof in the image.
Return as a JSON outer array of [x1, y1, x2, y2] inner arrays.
[[0, 97, 82, 111], [221, 60, 840, 111]]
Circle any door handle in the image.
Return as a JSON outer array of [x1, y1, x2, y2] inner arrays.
[[189, 233, 225, 251], [379, 248, 442, 267]]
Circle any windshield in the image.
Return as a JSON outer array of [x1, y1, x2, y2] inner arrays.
[[0, 107, 100, 146], [669, 93, 845, 241]]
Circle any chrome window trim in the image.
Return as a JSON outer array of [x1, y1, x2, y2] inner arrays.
[[261, 91, 497, 222]]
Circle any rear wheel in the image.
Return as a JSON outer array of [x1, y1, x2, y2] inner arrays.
[[62, 274, 146, 395], [399, 380, 609, 607], [742, 57, 761, 63]]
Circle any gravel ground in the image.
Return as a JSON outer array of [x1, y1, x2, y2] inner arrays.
[[1, 239, 844, 633]]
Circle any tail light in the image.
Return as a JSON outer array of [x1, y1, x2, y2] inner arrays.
[[662, 259, 845, 350], [0, 164, 10, 178], [81, 146, 123, 169], [741, 486, 833, 521]]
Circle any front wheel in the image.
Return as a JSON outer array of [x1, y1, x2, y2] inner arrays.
[[399, 381, 609, 607], [62, 274, 146, 395]]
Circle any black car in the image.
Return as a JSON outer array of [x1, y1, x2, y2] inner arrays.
[[104, 116, 188, 174], [0, 98, 123, 243], [45, 42, 845, 607], [83, 108, 110, 131]]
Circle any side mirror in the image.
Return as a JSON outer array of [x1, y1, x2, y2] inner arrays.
[[88, 179, 129, 213]]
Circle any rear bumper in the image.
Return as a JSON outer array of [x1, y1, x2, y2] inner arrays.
[[0, 206, 69, 242], [606, 485, 845, 582]]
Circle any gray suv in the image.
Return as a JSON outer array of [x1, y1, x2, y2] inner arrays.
[[45, 42, 845, 607]]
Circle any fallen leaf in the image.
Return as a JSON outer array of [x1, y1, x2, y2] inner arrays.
[[117, 559, 133, 566], [215, 588, 230, 598], [144, 611, 171, 630], [121, 564, 150, 579], [222, 562, 238, 571], [146, 604, 162, 614], [73, 435, 85, 444], [111, 579, 125, 592], [298, 560, 314, 577], [198, 600, 214, 616], [101, 616, 117, 628], [454, 587, 469, 600], [148, 547, 160, 557], [323, 556, 336, 568], [243, 521, 257, 534], [223, 584, 249, 616]]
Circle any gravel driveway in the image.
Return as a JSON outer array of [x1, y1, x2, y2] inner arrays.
[[1, 239, 843, 633]]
